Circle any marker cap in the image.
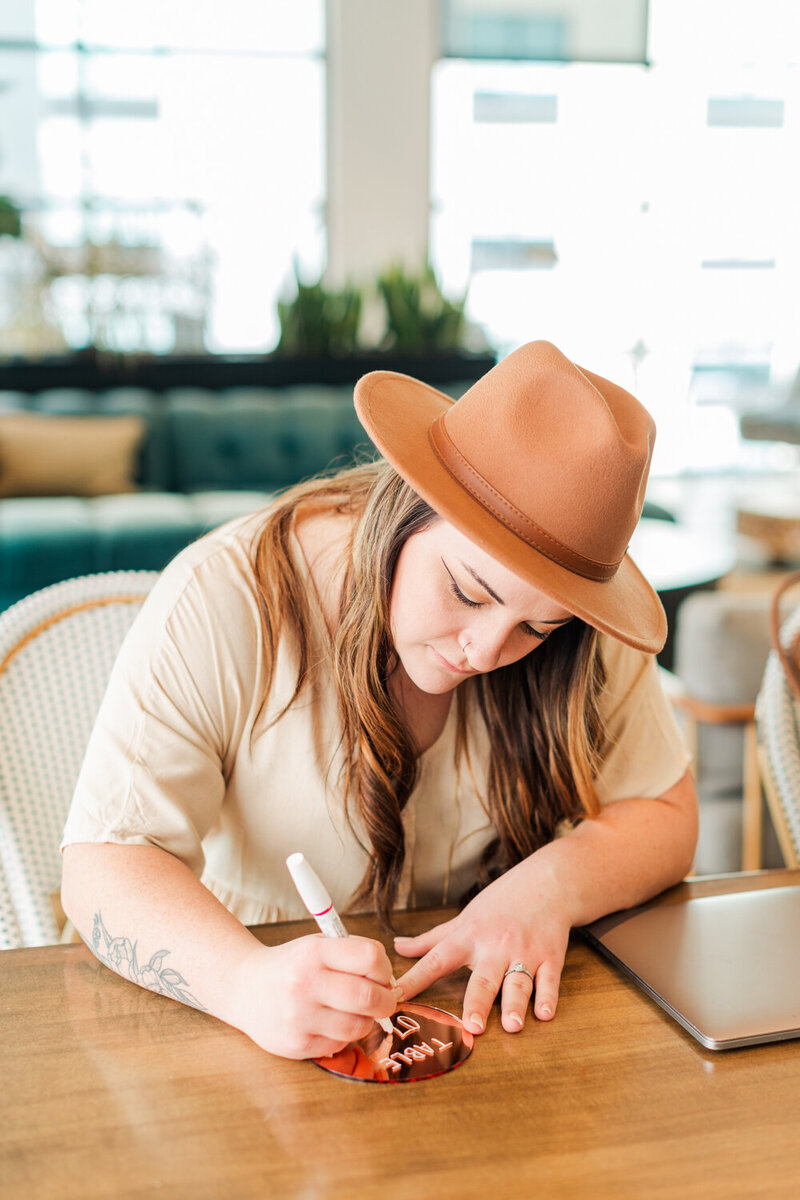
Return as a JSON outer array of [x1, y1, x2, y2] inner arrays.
[[286, 852, 333, 917]]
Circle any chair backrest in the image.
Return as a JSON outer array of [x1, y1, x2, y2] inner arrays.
[[675, 591, 774, 791], [0, 571, 159, 949], [756, 604, 800, 869], [0, 855, 21, 949], [673, 590, 778, 873]]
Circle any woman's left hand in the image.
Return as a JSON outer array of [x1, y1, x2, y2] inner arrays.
[[393, 858, 571, 1036]]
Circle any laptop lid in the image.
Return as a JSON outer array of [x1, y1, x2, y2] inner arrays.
[[582, 884, 800, 1050]]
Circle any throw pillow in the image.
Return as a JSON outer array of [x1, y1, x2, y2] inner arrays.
[[0, 413, 145, 497]]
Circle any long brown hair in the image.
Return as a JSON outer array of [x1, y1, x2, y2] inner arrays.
[[251, 459, 606, 927]]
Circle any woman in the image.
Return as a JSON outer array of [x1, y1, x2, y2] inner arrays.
[[61, 340, 697, 1061]]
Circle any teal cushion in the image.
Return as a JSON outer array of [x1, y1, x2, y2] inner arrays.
[[0, 492, 275, 610], [90, 492, 272, 570], [166, 390, 371, 492], [0, 382, 380, 612], [33, 389, 97, 413], [0, 392, 28, 412], [0, 499, 96, 607], [97, 389, 173, 490]]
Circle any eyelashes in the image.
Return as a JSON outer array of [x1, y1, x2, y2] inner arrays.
[[524, 625, 551, 641], [447, 575, 480, 609], [443, 565, 550, 642]]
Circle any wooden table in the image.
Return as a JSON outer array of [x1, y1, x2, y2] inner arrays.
[[2, 871, 799, 1200], [736, 483, 800, 565]]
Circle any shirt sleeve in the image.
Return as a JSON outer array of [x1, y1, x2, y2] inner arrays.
[[593, 635, 691, 805], [61, 536, 264, 876]]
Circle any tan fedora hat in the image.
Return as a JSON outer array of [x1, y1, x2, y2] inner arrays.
[[354, 339, 666, 654]]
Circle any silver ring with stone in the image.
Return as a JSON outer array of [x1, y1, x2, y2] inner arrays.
[[503, 962, 534, 983]]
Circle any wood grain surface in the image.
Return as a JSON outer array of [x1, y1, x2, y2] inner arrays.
[[1, 870, 799, 1200]]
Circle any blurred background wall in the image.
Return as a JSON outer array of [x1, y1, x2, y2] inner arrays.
[[0, 0, 799, 478]]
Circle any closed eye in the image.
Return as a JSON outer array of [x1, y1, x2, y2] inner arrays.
[[446, 569, 482, 610], [442, 560, 551, 642], [520, 621, 551, 641]]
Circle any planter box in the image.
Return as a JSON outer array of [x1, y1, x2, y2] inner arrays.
[[0, 349, 496, 395]]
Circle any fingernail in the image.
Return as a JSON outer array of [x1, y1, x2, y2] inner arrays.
[[507, 1012, 523, 1028], [539, 1004, 552, 1018], [469, 1013, 484, 1032]]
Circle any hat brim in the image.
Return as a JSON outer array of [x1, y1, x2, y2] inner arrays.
[[355, 370, 667, 655]]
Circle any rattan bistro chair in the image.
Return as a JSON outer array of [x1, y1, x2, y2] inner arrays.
[[670, 591, 781, 873], [0, 571, 159, 949], [756, 603, 800, 868]]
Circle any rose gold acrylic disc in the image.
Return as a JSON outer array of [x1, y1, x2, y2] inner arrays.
[[312, 1002, 473, 1083]]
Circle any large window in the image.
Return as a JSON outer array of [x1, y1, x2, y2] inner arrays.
[[431, 0, 800, 473], [2, 1, 798, 477], [0, 0, 325, 355]]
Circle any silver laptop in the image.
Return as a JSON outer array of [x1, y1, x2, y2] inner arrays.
[[582, 885, 800, 1050]]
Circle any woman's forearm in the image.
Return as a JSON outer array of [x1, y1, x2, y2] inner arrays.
[[61, 842, 261, 1024], [61, 842, 398, 1060], [532, 768, 699, 927]]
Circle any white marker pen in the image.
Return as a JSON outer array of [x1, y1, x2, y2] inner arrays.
[[286, 851, 396, 1035]]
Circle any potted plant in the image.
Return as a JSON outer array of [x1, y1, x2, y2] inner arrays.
[[269, 259, 494, 387], [276, 263, 362, 357], [0, 196, 22, 240], [376, 261, 466, 354]]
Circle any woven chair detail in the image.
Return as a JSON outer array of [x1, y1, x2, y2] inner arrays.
[[756, 605, 800, 868], [0, 571, 159, 950]]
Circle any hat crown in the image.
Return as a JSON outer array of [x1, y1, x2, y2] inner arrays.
[[352, 337, 666, 652], [439, 341, 654, 573]]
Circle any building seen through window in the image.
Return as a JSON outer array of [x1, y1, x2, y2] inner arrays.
[[0, 0, 325, 356], [0, 0, 798, 476], [430, 0, 800, 474]]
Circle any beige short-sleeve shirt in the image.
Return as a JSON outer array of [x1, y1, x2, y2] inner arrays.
[[62, 512, 690, 924]]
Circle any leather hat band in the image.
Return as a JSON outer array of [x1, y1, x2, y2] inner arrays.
[[428, 415, 623, 583]]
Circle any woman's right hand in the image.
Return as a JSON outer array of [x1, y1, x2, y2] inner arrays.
[[231, 934, 400, 1060]]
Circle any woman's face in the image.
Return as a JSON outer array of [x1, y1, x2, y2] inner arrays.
[[389, 518, 574, 696]]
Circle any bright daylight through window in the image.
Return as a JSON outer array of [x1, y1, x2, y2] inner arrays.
[[430, 0, 800, 474], [0, 0, 798, 476], [0, 0, 325, 356]]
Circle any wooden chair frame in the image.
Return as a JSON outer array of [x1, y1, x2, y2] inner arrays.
[[660, 668, 763, 870]]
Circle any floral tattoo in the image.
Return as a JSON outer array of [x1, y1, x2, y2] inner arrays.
[[91, 912, 207, 1011]]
